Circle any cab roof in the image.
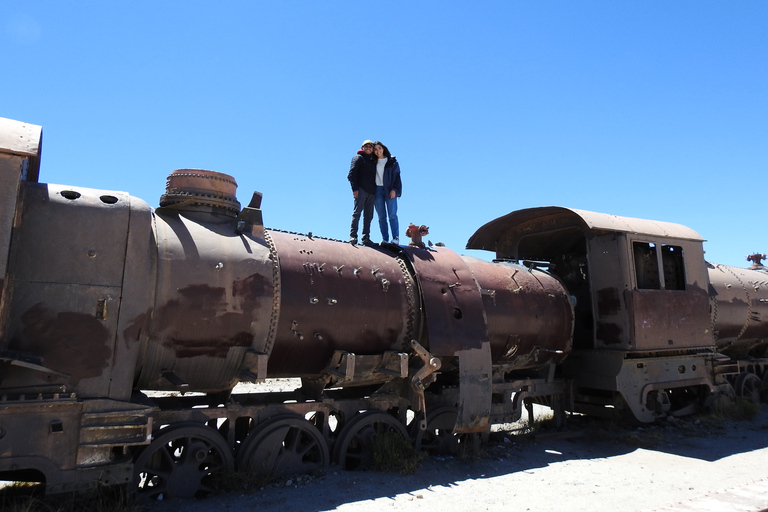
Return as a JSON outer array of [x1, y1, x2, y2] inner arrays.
[[466, 206, 704, 251]]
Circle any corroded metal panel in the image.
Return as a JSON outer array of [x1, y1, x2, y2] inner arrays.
[[589, 233, 630, 348], [267, 231, 416, 377], [10, 183, 132, 286], [571, 208, 703, 240], [467, 206, 703, 254], [0, 117, 42, 181], [0, 397, 82, 473], [402, 246, 489, 357], [134, 209, 275, 392], [463, 256, 572, 369], [0, 155, 23, 276], [0, 154, 25, 345], [626, 287, 712, 350], [0, 119, 42, 345], [709, 263, 768, 358], [457, 341, 491, 433], [6, 283, 121, 388], [565, 350, 717, 422], [4, 183, 133, 397], [110, 196, 155, 400]]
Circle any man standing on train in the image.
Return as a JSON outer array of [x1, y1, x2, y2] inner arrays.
[[347, 139, 377, 246]]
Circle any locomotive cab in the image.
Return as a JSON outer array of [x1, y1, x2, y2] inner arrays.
[[468, 207, 718, 422]]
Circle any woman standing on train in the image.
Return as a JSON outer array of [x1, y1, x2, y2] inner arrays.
[[373, 141, 402, 244]]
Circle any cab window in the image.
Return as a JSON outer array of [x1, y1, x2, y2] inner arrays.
[[633, 241, 685, 291]]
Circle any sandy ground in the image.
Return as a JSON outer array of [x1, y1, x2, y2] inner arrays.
[[149, 406, 768, 512]]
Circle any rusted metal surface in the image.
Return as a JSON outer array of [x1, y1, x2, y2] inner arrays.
[[4, 182, 139, 398], [159, 169, 241, 215], [747, 253, 767, 271], [468, 206, 713, 354], [626, 286, 712, 351], [268, 231, 417, 376], [0, 395, 82, 472], [457, 342, 492, 433], [401, 245, 489, 357], [467, 206, 703, 254], [136, 206, 275, 392], [563, 350, 717, 422], [0, 153, 25, 346], [0, 116, 42, 181], [709, 263, 768, 358], [0, 118, 42, 349], [464, 256, 572, 369], [468, 205, 725, 423]]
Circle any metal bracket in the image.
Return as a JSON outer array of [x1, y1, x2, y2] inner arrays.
[[237, 350, 269, 382], [409, 339, 441, 431]]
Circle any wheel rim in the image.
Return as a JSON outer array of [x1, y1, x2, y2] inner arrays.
[[334, 410, 408, 471], [237, 415, 329, 479], [735, 372, 762, 405], [133, 422, 234, 500]]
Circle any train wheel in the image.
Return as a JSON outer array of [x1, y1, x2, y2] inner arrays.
[[133, 422, 234, 501], [236, 415, 329, 479], [333, 410, 408, 471], [735, 372, 762, 405], [412, 404, 479, 456]]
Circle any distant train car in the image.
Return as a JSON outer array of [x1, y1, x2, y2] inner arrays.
[[0, 117, 764, 499]]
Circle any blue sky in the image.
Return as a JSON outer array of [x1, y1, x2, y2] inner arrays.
[[3, 2, 766, 267]]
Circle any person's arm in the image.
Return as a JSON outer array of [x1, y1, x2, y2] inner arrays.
[[391, 161, 402, 198], [348, 155, 361, 194]]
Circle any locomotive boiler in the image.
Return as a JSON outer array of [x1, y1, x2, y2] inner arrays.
[[0, 117, 765, 499]]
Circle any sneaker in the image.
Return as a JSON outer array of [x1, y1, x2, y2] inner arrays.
[[348, 237, 358, 245], [362, 239, 375, 247], [392, 237, 399, 245]]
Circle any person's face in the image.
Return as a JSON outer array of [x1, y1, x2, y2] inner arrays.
[[374, 145, 384, 158], [362, 144, 373, 154]]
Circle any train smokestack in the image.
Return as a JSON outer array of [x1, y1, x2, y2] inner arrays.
[[159, 169, 241, 216]]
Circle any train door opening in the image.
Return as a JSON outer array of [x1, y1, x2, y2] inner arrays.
[[516, 228, 593, 349]]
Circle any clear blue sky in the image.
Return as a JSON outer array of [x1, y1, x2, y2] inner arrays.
[[3, 2, 766, 267]]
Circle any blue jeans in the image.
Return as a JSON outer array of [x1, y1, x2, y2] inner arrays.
[[375, 186, 399, 242]]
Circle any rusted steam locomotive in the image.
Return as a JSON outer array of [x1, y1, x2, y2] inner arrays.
[[0, 117, 766, 499]]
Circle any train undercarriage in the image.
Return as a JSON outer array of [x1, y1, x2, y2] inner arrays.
[[2, 351, 764, 500]]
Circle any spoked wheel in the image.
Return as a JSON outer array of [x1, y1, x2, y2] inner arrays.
[[412, 404, 478, 456], [735, 372, 763, 405], [133, 422, 234, 501], [237, 415, 329, 479], [334, 410, 408, 471]]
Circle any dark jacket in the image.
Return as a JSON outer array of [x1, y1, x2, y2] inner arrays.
[[380, 156, 402, 197], [347, 151, 377, 194]]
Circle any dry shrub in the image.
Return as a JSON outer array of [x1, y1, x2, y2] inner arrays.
[[372, 430, 422, 474], [708, 395, 761, 421]]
